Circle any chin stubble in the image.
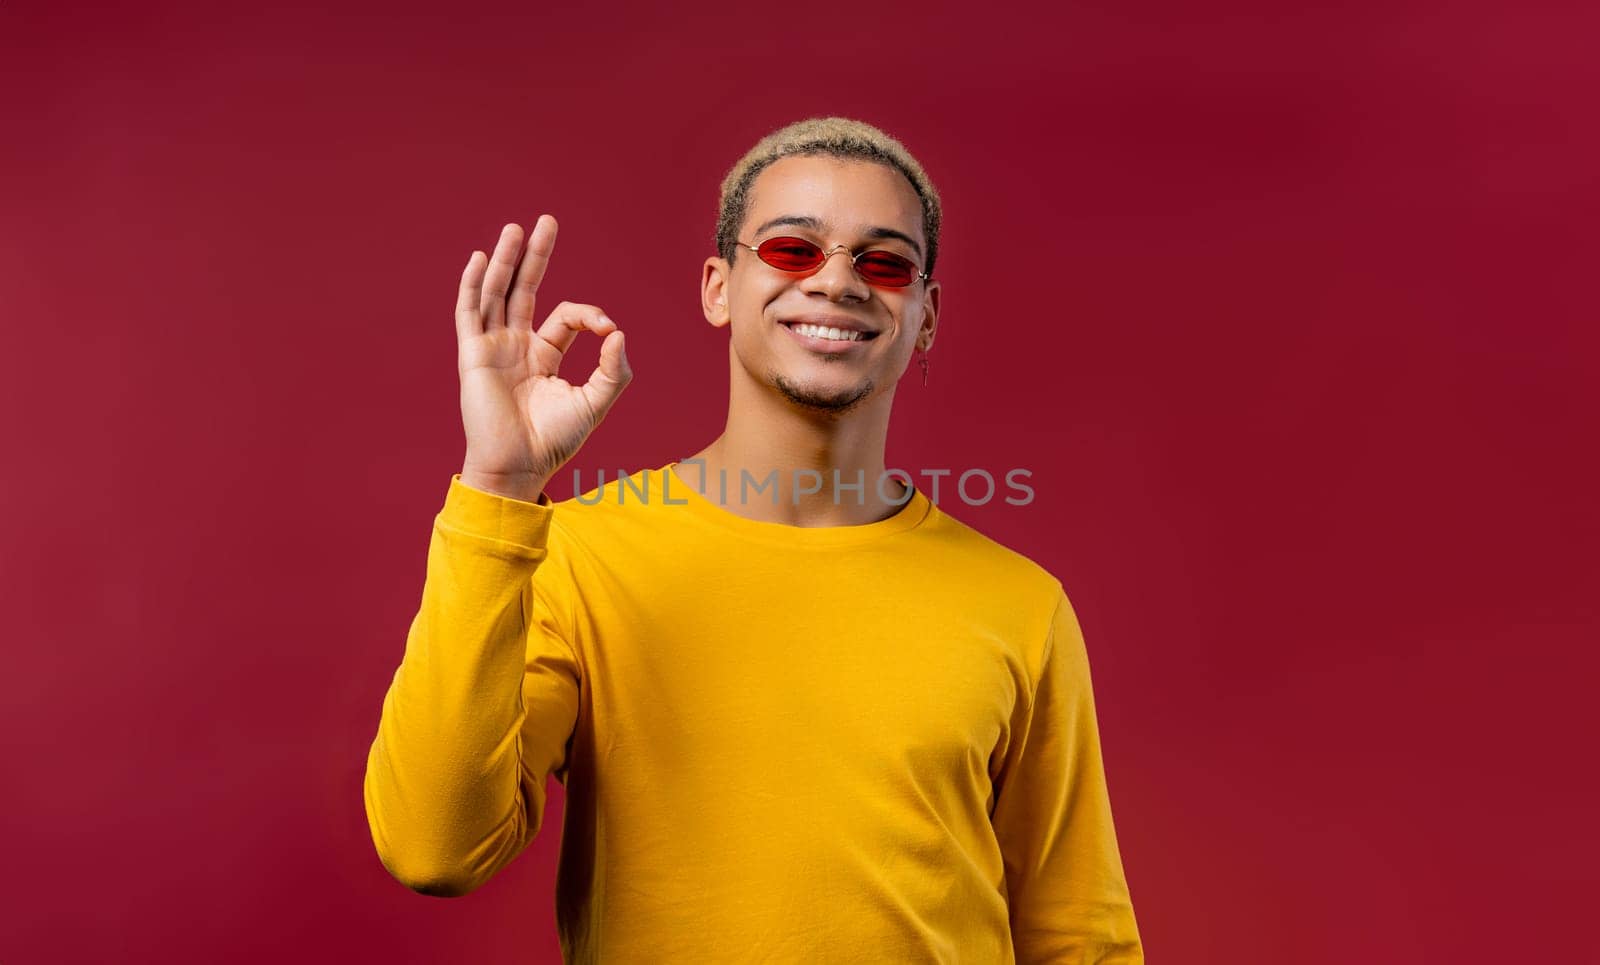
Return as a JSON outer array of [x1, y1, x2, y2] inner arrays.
[[772, 372, 876, 414]]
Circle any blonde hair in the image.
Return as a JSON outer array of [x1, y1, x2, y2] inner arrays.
[[715, 116, 943, 278]]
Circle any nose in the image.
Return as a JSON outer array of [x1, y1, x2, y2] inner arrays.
[[799, 244, 870, 301]]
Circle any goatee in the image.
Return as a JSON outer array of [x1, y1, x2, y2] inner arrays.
[[773, 373, 875, 414]]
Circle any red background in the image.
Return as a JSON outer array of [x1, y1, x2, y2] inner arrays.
[[3, 1, 1595, 962]]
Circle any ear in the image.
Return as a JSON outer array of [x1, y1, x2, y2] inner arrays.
[[701, 256, 732, 328], [914, 278, 941, 352]]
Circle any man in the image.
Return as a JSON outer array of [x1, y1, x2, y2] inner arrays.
[[364, 117, 1144, 963]]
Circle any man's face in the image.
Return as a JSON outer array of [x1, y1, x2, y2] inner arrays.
[[702, 155, 941, 415]]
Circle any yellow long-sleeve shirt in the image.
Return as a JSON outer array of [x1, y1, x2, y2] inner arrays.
[[364, 463, 1142, 963]]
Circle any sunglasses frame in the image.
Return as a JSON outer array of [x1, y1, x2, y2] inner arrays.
[[736, 235, 930, 288]]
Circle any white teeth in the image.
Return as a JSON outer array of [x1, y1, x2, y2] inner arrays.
[[791, 323, 865, 342]]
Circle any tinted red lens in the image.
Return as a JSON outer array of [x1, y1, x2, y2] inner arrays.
[[854, 250, 919, 286], [755, 237, 825, 271], [752, 236, 921, 287]]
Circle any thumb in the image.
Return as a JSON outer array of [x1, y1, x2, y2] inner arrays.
[[580, 329, 632, 416]]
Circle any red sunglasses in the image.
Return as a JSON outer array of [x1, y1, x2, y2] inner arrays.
[[737, 236, 929, 288]]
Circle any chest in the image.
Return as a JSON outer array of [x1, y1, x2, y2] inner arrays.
[[571, 562, 1029, 794]]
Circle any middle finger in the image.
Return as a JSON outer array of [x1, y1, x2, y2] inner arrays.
[[507, 215, 558, 331]]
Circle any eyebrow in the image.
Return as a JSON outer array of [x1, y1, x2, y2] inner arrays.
[[751, 214, 924, 260]]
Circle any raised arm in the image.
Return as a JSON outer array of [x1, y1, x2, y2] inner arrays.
[[362, 217, 632, 896]]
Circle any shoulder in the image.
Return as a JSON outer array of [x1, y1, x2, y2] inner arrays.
[[535, 465, 673, 567], [922, 505, 1065, 603], [526, 470, 664, 654], [916, 507, 1074, 671]]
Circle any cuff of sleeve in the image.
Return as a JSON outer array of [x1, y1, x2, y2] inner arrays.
[[439, 473, 555, 549]]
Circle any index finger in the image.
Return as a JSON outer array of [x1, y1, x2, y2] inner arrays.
[[534, 302, 616, 362], [506, 214, 558, 330]]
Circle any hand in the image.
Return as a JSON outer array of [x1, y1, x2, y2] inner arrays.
[[455, 217, 632, 502]]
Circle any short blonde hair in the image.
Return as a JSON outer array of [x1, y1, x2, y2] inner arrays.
[[715, 116, 943, 278]]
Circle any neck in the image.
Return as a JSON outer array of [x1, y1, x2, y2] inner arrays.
[[678, 357, 910, 527]]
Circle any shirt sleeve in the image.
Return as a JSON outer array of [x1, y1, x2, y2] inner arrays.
[[990, 587, 1144, 963], [363, 474, 582, 897]]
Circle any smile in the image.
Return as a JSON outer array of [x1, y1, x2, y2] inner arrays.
[[782, 322, 876, 343]]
